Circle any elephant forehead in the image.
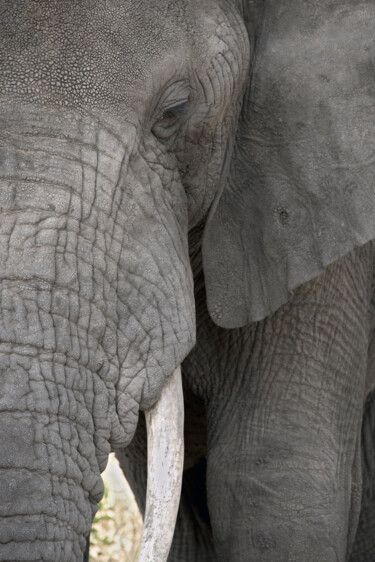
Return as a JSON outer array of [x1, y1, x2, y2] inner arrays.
[[0, 0, 194, 113]]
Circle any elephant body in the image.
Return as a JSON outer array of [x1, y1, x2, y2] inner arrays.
[[1, 0, 375, 560]]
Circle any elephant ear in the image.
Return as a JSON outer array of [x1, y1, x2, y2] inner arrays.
[[202, 0, 375, 328]]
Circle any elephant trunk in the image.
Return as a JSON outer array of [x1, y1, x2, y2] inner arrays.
[[0, 355, 104, 561], [0, 109, 118, 560]]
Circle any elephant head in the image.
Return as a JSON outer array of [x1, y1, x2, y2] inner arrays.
[[0, 1, 249, 559], [1, 0, 375, 560]]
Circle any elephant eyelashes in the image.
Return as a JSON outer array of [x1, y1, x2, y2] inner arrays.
[[163, 101, 189, 119]]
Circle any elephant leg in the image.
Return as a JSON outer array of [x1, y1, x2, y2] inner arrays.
[[349, 388, 375, 561], [205, 245, 374, 562], [169, 459, 216, 562]]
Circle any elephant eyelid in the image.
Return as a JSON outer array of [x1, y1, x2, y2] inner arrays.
[[156, 79, 191, 117], [163, 101, 190, 119]]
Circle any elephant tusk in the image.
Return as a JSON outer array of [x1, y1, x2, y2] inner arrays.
[[138, 366, 184, 562]]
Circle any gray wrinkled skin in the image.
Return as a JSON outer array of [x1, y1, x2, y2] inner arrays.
[[0, 1, 247, 560], [1, 0, 375, 561]]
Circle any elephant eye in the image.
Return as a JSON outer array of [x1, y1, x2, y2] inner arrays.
[[152, 80, 191, 141], [152, 100, 190, 141], [163, 101, 189, 119]]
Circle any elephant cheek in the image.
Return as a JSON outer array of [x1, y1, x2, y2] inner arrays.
[[107, 150, 196, 448]]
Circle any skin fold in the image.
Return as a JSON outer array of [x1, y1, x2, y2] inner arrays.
[[1, 0, 375, 561]]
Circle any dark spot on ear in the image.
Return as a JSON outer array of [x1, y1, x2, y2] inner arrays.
[[255, 456, 270, 466], [275, 207, 289, 226], [319, 74, 330, 83]]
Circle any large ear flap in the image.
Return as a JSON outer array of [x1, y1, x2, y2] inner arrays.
[[202, 0, 375, 328]]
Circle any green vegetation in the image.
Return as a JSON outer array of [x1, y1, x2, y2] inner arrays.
[[89, 455, 143, 562]]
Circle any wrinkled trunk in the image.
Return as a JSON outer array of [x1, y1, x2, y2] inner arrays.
[[0, 242, 112, 560], [0, 107, 123, 560], [0, 357, 103, 561]]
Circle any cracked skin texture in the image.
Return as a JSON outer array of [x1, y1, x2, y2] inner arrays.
[[0, 0, 248, 560], [1, 0, 375, 561]]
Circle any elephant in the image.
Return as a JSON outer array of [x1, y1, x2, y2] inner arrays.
[[1, 0, 375, 560]]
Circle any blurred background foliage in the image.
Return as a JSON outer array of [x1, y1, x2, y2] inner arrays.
[[90, 454, 143, 562]]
